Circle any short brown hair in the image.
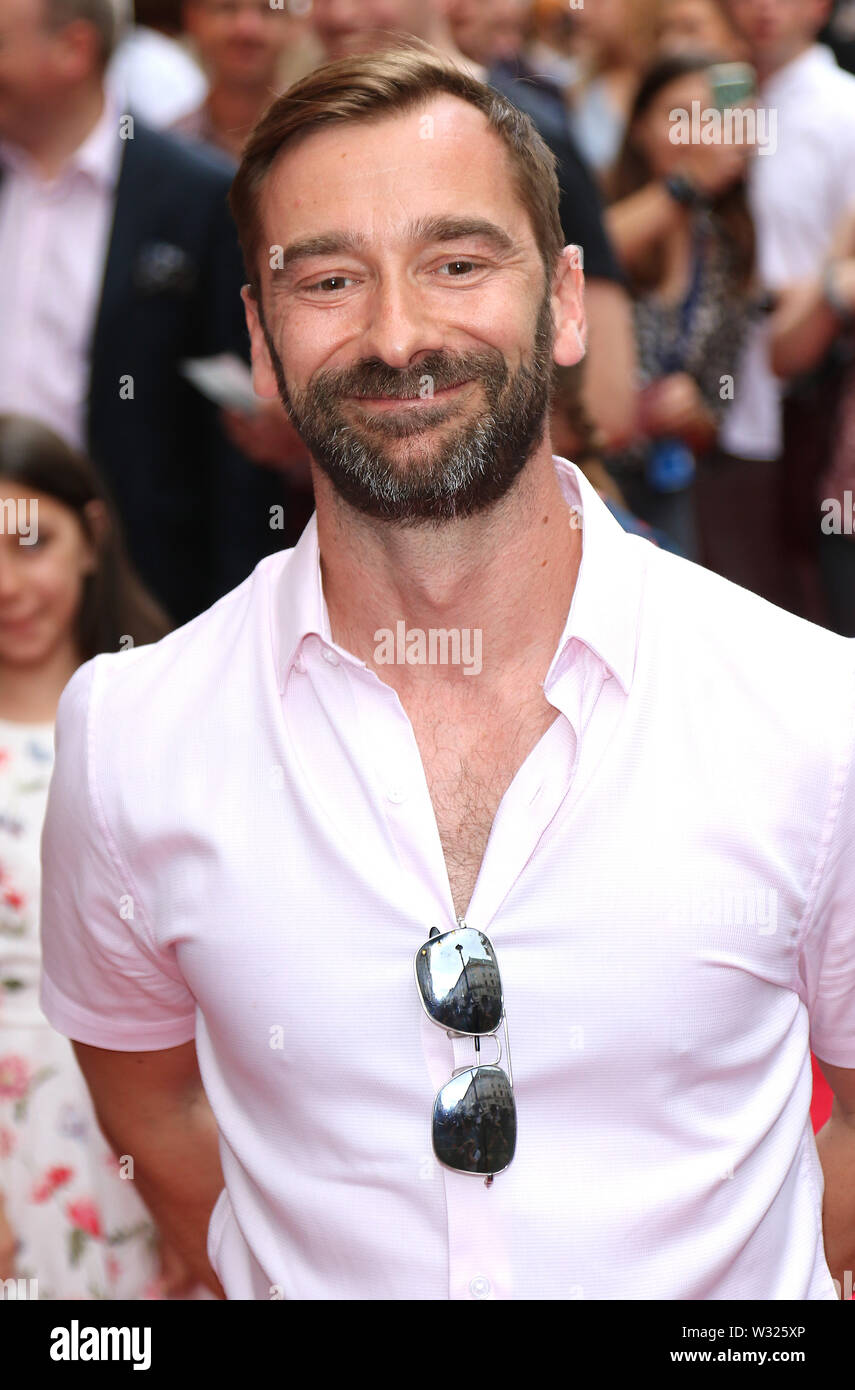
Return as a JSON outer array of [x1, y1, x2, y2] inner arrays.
[[42, 0, 118, 66], [229, 38, 564, 302]]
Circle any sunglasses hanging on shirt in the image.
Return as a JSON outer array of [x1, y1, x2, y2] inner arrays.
[[414, 922, 516, 1186]]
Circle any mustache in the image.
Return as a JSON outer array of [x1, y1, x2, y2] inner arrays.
[[308, 351, 506, 402]]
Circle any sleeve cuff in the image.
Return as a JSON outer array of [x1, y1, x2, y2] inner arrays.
[[809, 1030, 855, 1071], [39, 967, 197, 1052]]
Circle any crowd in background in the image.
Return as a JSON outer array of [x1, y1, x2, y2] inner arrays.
[[3, 0, 855, 630], [1, 0, 855, 1297]]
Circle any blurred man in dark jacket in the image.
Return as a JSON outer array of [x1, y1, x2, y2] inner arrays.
[[0, 0, 289, 625]]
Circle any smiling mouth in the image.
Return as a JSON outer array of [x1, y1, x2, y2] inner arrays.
[[346, 380, 474, 411]]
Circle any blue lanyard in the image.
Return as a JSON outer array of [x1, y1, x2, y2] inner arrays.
[[658, 217, 708, 376]]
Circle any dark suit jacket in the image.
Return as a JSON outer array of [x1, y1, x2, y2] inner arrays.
[[92, 118, 300, 626], [487, 57, 625, 286], [2, 118, 292, 627]]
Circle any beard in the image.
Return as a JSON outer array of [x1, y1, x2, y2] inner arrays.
[[256, 286, 556, 524]]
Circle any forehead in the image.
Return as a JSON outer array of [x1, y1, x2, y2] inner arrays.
[[258, 93, 535, 252], [0, 485, 65, 521]]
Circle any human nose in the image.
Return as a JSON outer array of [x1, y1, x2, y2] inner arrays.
[[357, 268, 444, 370], [232, 2, 266, 35]]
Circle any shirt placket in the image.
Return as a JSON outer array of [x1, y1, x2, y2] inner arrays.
[[334, 635, 615, 1298], [348, 662, 457, 931], [438, 702, 581, 1300], [464, 708, 580, 932]]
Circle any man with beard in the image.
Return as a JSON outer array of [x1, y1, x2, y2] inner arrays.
[[39, 43, 855, 1301]]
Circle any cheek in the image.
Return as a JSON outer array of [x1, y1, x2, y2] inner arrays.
[[33, 55, 60, 94], [287, 289, 531, 379], [648, 124, 680, 170], [288, 331, 329, 384], [32, 552, 87, 616], [660, 134, 681, 169]]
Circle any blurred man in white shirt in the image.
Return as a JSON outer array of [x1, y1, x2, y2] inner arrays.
[[704, 0, 855, 614]]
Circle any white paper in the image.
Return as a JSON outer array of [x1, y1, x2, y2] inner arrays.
[[180, 353, 260, 414]]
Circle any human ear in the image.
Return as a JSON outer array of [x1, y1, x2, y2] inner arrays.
[[551, 246, 587, 368], [240, 285, 282, 401]]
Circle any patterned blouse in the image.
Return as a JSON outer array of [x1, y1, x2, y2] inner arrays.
[[606, 209, 760, 475], [0, 719, 163, 1298]]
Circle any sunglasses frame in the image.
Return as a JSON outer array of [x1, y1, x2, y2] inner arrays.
[[413, 923, 516, 1185]]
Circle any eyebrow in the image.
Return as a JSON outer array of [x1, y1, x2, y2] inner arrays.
[[269, 215, 519, 283]]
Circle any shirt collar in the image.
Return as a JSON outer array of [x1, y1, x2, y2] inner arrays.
[[271, 455, 647, 696], [547, 456, 645, 695], [0, 87, 123, 191], [66, 88, 124, 191]]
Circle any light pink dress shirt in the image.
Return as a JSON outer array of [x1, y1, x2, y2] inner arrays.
[[0, 91, 123, 451], [39, 458, 855, 1299]]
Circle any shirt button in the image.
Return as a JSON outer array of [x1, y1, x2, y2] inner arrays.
[[469, 1275, 492, 1299], [387, 786, 408, 803], [293, 654, 306, 674], [321, 647, 339, 666]]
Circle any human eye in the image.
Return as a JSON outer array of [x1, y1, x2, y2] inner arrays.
[[302, 274, 359, 295], [434, 258, 485, 279]]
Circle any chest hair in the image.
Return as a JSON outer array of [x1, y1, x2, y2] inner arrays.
[[409, 688, 559, 919]]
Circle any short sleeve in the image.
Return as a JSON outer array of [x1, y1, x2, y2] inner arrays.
[[39, 657, 197, 1050], [800, 644, 855, 1068]]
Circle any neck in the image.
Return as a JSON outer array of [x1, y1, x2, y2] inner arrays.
[[315, 444, 581, 695], [21, 81, 106, 180], [0, 639, 84, 723], [205, 81, 276, 156]]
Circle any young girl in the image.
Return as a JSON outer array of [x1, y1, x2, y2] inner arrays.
[[0, 413, 189, 1299]]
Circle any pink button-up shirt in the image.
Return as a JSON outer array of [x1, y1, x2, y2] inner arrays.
[[0, 91, 123, 450], [39, 457, 855, 1299]]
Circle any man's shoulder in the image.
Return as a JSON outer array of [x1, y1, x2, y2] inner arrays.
[[818, 43, 855, 91], [61, 550, 291, 746], [792, 44, 855, 117], [642, 543, 855, 713]]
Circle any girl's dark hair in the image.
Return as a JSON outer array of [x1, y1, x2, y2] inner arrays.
[[0, 414, 173, 661], [609, 50, 755, 292]]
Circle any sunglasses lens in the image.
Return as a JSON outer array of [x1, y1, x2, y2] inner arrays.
[[415, 927, 504, 1034], [433, 1065, 516, 1175]]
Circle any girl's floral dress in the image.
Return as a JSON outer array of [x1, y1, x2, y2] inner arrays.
[[0, 716, 165, 1299]]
